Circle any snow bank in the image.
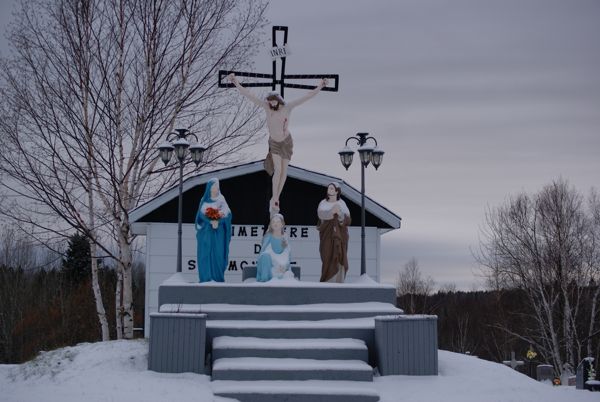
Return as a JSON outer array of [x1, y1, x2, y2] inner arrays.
[[1, 340, 598, 402]]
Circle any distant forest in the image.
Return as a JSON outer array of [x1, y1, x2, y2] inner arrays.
[[0, 234, 145, 364], [398, 288, 600, 378]]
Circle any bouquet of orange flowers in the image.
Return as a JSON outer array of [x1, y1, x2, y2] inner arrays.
[[204, 207, 222, 220]]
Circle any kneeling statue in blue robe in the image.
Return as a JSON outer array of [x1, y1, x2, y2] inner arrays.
[[256, 214, 291, 282]]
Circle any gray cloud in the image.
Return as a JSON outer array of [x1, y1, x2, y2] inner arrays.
[[2, 0, 598, 289]]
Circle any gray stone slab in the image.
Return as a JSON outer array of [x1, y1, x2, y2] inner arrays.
[[158, 283, 396, 306], [201, 310, 397, 321], [242, 265, 301, 281], [214, 391, 379, 402], [212, 347, 368, 362], [212, 380, 380, 402], [212, 364, 373, 382], [536, 364, 554, 382]]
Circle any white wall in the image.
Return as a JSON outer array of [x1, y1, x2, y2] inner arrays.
[[144, 222, 381, 335]]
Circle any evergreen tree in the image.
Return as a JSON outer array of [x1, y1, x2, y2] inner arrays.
[[62, 234, 91, 286]]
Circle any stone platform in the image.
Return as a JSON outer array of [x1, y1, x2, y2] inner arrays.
[[153, 273, 404, 402], [158, 273, 397, 306]]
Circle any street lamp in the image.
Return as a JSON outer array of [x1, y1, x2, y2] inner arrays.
[[158, 128, 206, 273], [338, 132, 384, 276]]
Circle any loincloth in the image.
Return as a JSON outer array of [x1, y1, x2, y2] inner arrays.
[[269, 135, 293, 160], [264, 135, 293, 175]]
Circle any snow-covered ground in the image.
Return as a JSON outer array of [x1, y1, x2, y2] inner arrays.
[[0, 340, 597, 402]]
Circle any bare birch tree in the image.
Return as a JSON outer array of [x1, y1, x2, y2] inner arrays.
[[0, 0, 267, 339], [396, 257, 435, 314], [476, 179, 600, 375], [586, 190, 600, 357]]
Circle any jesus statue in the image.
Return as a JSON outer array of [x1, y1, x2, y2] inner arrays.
[[228, 73, 328, 214]]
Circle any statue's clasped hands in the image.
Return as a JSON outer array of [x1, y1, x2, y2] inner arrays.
[[211, 220, 219, 229]]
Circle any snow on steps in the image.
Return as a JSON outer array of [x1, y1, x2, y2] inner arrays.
[[212, 380, 380, 402], [207, 316, 376, 340], [212, 357, 374, 381], [159, 302, 403, 321], [212, 336, 368, 361]]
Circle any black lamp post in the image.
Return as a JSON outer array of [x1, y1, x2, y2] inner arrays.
[[158, 128, 206, 273], [339, 132, 384, 276]]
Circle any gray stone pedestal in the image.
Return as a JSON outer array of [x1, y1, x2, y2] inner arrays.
[[148, 312, 207, 374], [375, 314, 438, 375], [242, 265, 301, 281]]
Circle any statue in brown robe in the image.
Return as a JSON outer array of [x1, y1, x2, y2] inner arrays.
[[317, 183, 351, 282]]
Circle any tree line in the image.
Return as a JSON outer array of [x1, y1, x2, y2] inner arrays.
[[0, 232, 144, 364], [398, 179, 599, 378]]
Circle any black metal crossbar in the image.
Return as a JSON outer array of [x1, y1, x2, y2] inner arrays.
[[218, 26, 339, 97]]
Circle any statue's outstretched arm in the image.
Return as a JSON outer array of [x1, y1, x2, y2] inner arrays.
[[228, 73, 264, 108], [287, 78, 328, 109]]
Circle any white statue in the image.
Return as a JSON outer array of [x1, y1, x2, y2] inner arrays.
[[256, 213, 292, 282], [228, 73, 328, 214]]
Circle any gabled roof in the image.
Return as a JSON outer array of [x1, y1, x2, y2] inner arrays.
[[130, 160, 401, 233]]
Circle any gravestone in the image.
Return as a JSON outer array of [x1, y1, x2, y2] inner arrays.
[[576, 357, 600, 391], [536, 364, 553, 383]]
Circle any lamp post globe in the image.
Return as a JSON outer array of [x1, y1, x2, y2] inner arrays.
[[158, 142, 174, 165], [357, 145, 374, 167], [371, 148, 384, 170], [172, 138, 190, 161], [338, 146, 355, 170], [189, 143, 207, 166]]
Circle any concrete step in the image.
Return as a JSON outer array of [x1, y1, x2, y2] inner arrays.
[[212, 380, 379, 402], [158, 280, 396, 306], [211, 357, 374, 381], [160, 302, 402, 321], [212, 336, 368, 362], [206, 317, 376, 354]]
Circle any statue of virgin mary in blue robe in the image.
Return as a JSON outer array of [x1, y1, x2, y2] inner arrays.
[[195, 178, 232, 282]]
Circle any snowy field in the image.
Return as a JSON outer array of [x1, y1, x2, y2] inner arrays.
[[0, 339, 597, 402]]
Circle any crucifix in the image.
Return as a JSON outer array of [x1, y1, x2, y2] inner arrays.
[[502, 351, 525, 370], [218, 26, 339, 97], [219, 25, 339, 215]]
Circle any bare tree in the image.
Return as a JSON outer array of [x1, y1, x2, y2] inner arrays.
[[0, 226, 37, 271], [476, 179, 600, 376], [453, 313, 473, 354], [396, 257, 435, 314], [586, 190, 600, 357], [0, 0, 267, 339], [0, 225, 62, 361]]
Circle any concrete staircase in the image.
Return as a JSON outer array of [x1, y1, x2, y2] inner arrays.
[[209, 327, 381, 401], [158, 280, 401, 402]]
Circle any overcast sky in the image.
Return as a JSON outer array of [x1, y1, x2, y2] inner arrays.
[[253, 0, 600, 289], [2, 1, 599, 290]]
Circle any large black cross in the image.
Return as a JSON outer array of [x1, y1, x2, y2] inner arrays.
[[218, 26, 339, 98]]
